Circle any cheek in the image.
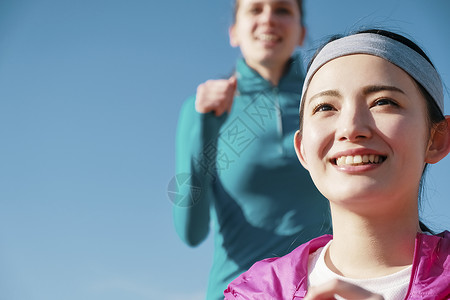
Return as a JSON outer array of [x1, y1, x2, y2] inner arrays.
[[302, 124, 330, 164], [376, 116, 429, 153], [284, 23, 302, 40]]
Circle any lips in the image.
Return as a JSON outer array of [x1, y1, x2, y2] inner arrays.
[[335, 154, 386, 167]]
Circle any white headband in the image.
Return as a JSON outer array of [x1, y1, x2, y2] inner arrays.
[[301, 33, 444, 114]]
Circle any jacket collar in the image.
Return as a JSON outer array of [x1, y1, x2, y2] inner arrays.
[[235, 54, 304, 95], [294, 231, 450, 299]]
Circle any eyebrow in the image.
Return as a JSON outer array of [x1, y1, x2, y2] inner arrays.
[[308, 90, 341, 103], [362, 85, 405, 96], [307, 85, 405, 103]]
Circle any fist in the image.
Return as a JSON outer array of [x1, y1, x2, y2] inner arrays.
[[195, 75, 237, 116]]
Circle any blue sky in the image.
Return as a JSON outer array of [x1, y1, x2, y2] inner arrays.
[[0, 0, 449, 299]]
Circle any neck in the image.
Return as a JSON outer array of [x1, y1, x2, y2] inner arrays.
[[327, 204, 419, 278], [246, 58, 289, 86]]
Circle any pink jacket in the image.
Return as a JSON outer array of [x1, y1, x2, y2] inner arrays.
[[224, 231, 450, 299]]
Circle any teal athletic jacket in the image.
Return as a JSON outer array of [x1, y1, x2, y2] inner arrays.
[[173, 55, 331, 300]]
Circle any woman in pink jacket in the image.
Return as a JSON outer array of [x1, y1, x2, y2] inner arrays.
[[224, 29, 450, 300]]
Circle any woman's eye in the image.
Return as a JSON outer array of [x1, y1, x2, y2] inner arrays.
[[313, 103, 335, 114], [249, 7, 262, 14], [373, 98, 398, 107], [275, 7, 291, 15]]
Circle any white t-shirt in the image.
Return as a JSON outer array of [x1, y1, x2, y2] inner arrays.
[[308, 241, 412, 300]]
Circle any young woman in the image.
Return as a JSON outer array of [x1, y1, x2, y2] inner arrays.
[[224, 29, 450, 299], [173, 1, 331, 299]]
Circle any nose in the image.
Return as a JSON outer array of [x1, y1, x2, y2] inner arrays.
[[260, 6, 276, 25], [336, 104, 372, 142]]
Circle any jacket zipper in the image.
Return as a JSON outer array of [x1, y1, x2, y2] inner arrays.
[[273, 86, 284, 155]]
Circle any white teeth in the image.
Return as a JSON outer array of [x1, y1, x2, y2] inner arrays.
[[345, 156, 353, 165], [259, 34, 278, 41], [335, 155, 384, 166]]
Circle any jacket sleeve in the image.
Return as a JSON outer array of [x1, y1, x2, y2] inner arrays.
[[172, 96, 226, 247], [223, 257, 286, 300]]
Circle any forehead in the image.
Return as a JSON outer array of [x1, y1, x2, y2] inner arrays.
[[237, 0, 299, 8], [306, 54, 417, 97]]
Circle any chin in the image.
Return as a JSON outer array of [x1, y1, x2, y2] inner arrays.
[[323, 185, 385, 204]]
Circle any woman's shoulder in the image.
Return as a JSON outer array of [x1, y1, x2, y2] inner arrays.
[[418, 230, 450, 249], [179, 95, 196, 113], [414, 231, 449, 268], [407, 231, 450, 299], [224, 235, 332, 299]]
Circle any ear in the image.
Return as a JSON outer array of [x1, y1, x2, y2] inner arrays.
[[229, 25, 239, 47], [425, 116, 450, 164], [294, 130, 309, 170], [298, 25, 306, 46]]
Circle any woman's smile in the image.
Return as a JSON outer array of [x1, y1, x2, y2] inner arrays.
[[335, 154, 385, 166]]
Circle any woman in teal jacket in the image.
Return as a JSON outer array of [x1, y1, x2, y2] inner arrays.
[[173, 0, 330, 299]]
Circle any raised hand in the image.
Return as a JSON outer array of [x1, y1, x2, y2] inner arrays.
[[195, 75, 237, 116]]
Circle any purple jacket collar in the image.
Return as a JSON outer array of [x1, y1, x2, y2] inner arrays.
[[225, 231, 449, 299]]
